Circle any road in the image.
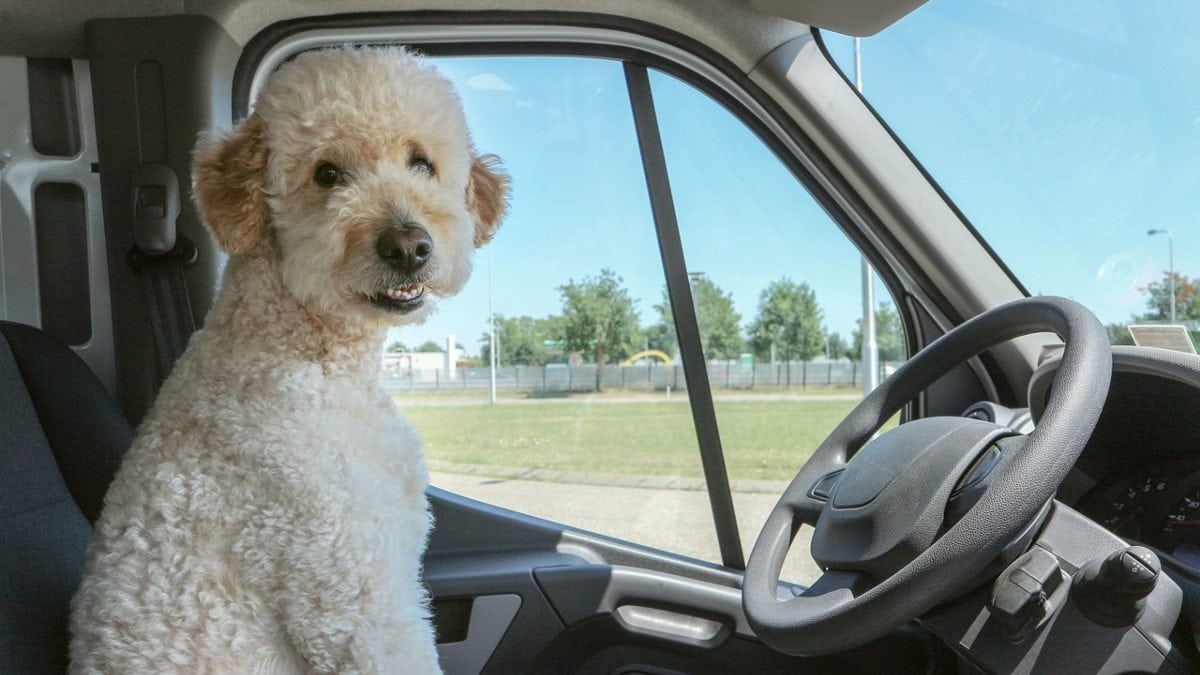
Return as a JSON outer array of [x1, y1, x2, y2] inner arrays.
[[432, 471, 823, 583]]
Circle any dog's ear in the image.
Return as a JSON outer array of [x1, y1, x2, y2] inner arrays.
[[192, 114, 270, 255], [466, 154, 510, 248]]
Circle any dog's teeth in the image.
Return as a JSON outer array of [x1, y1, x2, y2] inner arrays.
[[384, 285, 423, 302]]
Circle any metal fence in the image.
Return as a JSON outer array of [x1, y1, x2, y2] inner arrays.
[[383, 360, 906, 392]]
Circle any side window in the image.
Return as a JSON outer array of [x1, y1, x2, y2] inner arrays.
[[384, 54, 905, 569], [403, 56, 722, 563], [650, 70, 903, 580]]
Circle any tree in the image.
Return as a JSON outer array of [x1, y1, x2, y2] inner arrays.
[[852, 302, 906, 362], [747, 279, 825, 363], [1112, 271, 1200, 349], [557, 269, 641, 390], [385, 340, 407, 353], [1140, 272, 1200, 322], [826, 332, 849, 360], [643, 320, 675, 355], [479, 314, 560, 366], [414, 340, 442, 353], [1106, 323, 1134, 346], [649, 277, 743, 360]]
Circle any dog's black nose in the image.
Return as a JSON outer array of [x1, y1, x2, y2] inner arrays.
[[375, 224, 432, 273]]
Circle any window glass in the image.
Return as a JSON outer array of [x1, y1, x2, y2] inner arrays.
[[379, 55, 904, 571], [397, 56, 723, 562], [822, 1, 1200, 345], [649, 69, 903, 581]]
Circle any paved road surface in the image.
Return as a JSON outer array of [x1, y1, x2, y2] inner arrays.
[[432, 471, 823, 584]]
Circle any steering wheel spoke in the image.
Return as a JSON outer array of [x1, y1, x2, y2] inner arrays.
[[781, 463, 846, 526], [796, 568, 873, 601], [761, 568, 874, 625]]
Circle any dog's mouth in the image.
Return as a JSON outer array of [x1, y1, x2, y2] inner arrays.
[[365, 283, 426, 314]]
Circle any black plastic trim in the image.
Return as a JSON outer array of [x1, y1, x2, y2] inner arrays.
[[624, 62, 743, 570], [85, 15, 241, 423]]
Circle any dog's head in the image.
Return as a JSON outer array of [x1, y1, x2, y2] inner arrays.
[[192, 47, 508, 325]]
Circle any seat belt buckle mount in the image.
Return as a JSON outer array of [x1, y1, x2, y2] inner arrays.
[[128, 164, 196, 271]]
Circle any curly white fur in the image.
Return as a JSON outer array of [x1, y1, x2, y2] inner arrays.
[[69, 47, 507, 674]]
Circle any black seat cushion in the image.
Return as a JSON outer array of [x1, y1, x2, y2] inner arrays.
[[0, 321, 131, 673]]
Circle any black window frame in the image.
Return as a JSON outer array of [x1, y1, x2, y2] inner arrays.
[[231, 12, 917, 571]]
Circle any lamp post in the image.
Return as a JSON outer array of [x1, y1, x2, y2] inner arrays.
[[1147, 229, 1175, 324], [687, 270, 705, 314], [488, 247, 497, 404], [855, 36, 880, 394]]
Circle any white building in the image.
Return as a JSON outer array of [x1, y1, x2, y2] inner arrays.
[[381, 334, 462, 381]]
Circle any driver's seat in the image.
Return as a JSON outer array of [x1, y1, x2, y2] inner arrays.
[[0, 321, 130, 672]]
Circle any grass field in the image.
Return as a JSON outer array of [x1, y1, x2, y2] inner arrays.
[[400, 395, 892, 481]]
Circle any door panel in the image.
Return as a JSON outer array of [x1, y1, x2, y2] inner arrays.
[[425, 489, 950, 674]]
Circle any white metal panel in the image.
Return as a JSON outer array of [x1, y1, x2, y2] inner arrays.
[[0, 56, 116, 393]]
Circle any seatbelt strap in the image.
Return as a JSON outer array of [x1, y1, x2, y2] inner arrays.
[[128, 164, 197, 383]]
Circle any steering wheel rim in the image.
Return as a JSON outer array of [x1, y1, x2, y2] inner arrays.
[[742, 296, 1112, 655]]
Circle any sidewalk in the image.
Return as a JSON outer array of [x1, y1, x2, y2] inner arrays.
[[431, 470, 822, 583], [428, 459, 791, 494]]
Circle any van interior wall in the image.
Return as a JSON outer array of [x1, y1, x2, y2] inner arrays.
[[85, 16, 239, 423]]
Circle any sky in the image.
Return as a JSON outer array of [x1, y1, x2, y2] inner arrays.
[[823, 0, 1200, 328], [391, 56, 871, 355], [393, 0, 1200, 355]]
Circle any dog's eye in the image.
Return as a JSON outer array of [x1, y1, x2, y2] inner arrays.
[[408, 155, 435, 177], [314, 162, 344, 188]]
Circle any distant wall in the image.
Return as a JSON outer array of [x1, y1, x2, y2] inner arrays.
[[382, 360, 905, 392]]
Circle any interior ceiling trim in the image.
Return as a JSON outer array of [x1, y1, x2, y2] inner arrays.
[[251, 24, 752, 105]]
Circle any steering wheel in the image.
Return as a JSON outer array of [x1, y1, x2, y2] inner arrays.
[[742, 296, 1111, 655]]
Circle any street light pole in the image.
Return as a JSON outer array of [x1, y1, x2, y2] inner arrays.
[[488, 247, 497, 404], [855, 36, 880, 394], [1148, 229, 1175, 324]]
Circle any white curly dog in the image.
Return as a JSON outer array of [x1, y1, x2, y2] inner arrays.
[[69, 47, 508, 673]]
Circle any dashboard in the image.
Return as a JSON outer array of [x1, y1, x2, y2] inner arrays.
[[1021, 346, 1200, 571], [1075, 456, 1200, 568]]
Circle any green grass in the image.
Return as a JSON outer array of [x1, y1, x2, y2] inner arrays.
[[400, 397, 891, 481]]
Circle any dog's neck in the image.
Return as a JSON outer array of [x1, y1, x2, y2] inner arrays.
[[205, 252, 387, 378]]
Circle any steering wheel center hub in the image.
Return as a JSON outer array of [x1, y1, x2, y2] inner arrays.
[[812, 418, 1013, 578]]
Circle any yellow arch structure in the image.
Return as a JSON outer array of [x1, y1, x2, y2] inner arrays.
[[622, 349, 673, 366]]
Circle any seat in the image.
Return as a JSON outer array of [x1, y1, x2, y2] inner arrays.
[[0, 321, 131, 673]]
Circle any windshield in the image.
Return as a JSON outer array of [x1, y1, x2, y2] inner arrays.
[[823, 1, 1200, 346]]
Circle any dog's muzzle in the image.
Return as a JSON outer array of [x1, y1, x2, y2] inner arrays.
[[366, 223, 431, 314]]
